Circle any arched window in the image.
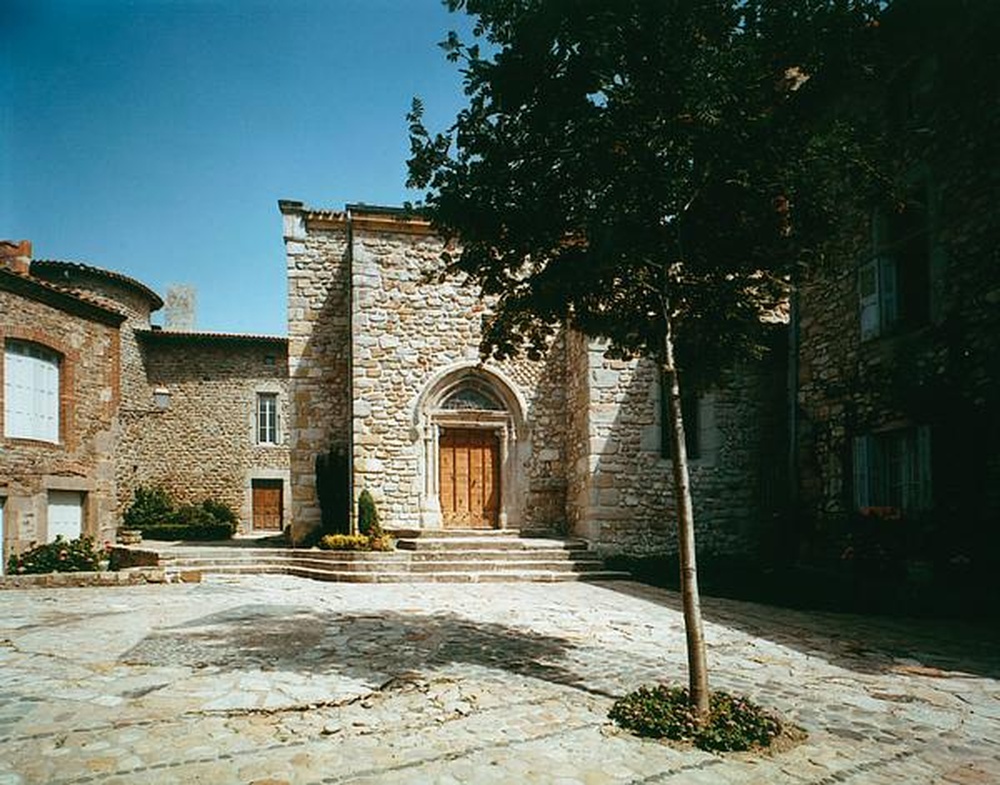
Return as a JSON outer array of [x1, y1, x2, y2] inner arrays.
[[4, 340, 61, 443], [440, 384, 504, 411]]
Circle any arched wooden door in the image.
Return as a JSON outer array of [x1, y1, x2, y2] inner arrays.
[[438, 428, 499, 528]]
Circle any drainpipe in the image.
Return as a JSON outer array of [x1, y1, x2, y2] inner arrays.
[[787, 281, 800, 534], [346, 207, 356, 536]]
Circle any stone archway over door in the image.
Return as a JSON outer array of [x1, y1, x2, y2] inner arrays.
[[439, 428, 500, 528], [414, 363, 529, 530]]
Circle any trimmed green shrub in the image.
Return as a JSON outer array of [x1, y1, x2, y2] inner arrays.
[[123, 486, 173, 528], [122, 486, 238, 540], [7, 536, 107, 575], [318, 533, 394, 552], [200, 498, 237, 528], [134, 523, 235, 541], [318, 534, 373, 551], [609, 685, 783, 752], [357, 490, 382, 537]]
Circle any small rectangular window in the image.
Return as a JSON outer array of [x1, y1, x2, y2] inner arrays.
[[658, 371, 704, 460], [257, 393, 279, 445]]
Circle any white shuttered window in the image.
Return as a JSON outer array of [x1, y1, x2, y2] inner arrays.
[[4, 341, 60, 443]]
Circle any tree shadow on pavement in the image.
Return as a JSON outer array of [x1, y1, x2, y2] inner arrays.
[[597, 581, 1000, 679], [120, 604, 611, 695]]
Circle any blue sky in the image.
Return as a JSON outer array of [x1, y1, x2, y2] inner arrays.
[[2, 0, 476, 335]]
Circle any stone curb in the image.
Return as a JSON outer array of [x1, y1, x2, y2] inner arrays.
[[0, 566, 167, 590]]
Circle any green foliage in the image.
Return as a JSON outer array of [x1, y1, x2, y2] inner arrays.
[[318, 533, 394, 552], [357, 490, 382, 537], [201, 498, 237, 527], [123, 486, 173, 529], [7, 536, 108, 575], [609, 685, 782, 752], [407, 0, 887, 376], [122, 486, 238, 540], [137, 523, 236, 541]]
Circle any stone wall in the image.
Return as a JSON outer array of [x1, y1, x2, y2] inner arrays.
[[566, 335, 785, 558], [0, 279, 123, 566], [281, 203, 352, 539], [347, 213, 568, 532], [27, 262, 164, 514], [796, 188, 1000, 563], [128, 334, 290, 531], [282, 201, 785, 555]]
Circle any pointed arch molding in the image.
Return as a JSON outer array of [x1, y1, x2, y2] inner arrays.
[[412, 362, 530, 529]]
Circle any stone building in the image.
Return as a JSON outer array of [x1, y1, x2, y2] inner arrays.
[[280, 201, 787, 556], [1, 243, 290, 571], [1, 241, 125, 571], [791, 4, 1000, 596]]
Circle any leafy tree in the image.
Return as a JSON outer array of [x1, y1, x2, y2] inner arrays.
[[407, 0, 884, 719]]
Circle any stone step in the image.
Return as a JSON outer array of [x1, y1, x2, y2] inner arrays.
[[159, 551, 600, 569], [161, 554, 605, 573], [153, 532, 628, 583], [387, 528, 523, 539], [163, 564, 630, 583], [395, 537, 588, 552], [406, 559, 605, 574]]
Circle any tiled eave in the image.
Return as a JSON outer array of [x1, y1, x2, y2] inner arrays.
[[29, 260, 164, 311], [0, 268, 127, 327], [136, 329, 288, 346]]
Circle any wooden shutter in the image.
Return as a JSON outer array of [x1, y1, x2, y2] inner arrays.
[[879, 256, 899, 330], [4, 343, 59, 442], [858, 261, 880, 341]]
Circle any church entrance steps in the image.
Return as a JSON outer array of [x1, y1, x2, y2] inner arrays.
[[151, 531, 628, 583]]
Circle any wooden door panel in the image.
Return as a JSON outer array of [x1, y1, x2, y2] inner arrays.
[[252, 482, 283, 530], [439, 429, 499, 528]]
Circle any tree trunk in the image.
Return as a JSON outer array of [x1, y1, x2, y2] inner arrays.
[[661, 319, 711, 721]]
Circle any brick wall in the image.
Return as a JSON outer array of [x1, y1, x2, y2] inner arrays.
[[0, 284, 122, 563]]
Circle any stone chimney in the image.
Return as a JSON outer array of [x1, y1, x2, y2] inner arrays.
[[0, 240, 32, 275]]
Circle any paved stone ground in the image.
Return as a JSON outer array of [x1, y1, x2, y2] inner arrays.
[[1, 576, 998, 784]]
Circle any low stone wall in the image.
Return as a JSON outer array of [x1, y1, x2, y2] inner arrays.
[[0, 567, 166, 590]]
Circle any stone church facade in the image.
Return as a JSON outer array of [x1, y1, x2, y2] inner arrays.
[[281, 201, 787, 556]]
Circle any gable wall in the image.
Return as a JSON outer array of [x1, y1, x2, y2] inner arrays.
[[348, 221, 568, 531], [130, 338, 290, 530]]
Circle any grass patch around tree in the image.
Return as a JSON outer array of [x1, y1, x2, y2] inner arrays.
[[609, 685, 794, 753]]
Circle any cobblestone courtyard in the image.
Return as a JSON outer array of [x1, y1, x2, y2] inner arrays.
[[1, 576, 998, 784]]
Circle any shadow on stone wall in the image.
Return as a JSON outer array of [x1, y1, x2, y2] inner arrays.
[[577, 335, 788, 560]]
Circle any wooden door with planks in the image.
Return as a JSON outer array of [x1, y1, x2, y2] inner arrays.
[[439, 428, 500, 528], [252, 480, 283, 530]]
